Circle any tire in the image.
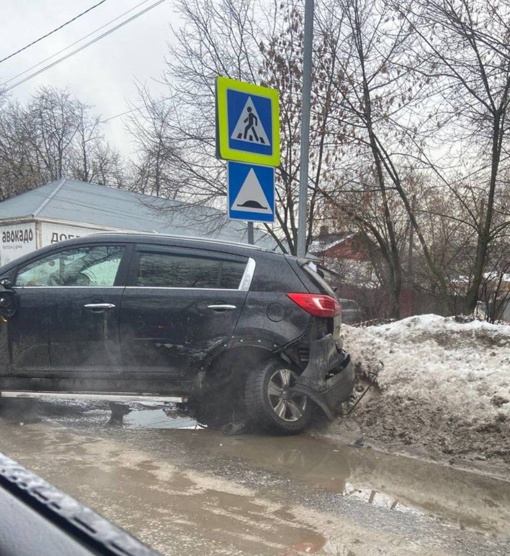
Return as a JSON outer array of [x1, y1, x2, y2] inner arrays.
[[189, 399, 232, 430], [245, 358, 312, 435], [189, 384, 246, 430]]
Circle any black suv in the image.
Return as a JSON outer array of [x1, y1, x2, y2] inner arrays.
[[0, 233, 353, 434]]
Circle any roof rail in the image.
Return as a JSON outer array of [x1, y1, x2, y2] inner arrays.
[[85, 230, 265, 250]]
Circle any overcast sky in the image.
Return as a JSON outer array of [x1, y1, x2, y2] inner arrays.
[[1, 0, 178, 155]]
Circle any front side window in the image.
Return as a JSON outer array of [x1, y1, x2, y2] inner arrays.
[[16, 245, 124, 287], [137, 252, 246, 289]]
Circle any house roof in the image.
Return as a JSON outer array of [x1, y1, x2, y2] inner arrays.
[[309, 232, 355, 254], [0, 179, 276, 248]]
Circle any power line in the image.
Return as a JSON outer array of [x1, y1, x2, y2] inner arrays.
[[0, 0, 108, 65], [4, 0, 157, 87], [4, 0, 155, 86], [101, 96, 170, 123], [4, 0, 167, 93], [102, 106, 141, 123]]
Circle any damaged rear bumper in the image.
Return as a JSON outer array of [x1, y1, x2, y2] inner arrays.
[[291, 334, 354, 420]]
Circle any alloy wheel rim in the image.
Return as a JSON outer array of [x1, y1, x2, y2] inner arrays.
[[267, 368, 307, 422]]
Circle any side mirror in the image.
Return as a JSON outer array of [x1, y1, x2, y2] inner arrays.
[[0, 280, 17, 318], [0, 277, 12, 288]]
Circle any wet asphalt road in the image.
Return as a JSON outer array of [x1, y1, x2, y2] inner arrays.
[[0, 401, 509, 555]]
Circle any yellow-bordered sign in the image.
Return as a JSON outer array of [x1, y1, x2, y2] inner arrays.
[[216, 77, 280, 167]]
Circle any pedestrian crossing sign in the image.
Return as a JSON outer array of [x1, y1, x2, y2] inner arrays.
[[216, 77, 280, 167]]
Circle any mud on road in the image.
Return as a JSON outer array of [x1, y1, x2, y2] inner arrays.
[[0, 400, 509, 555]]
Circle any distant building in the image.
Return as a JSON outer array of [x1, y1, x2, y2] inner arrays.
[[310, 230, 375, 285], [0, 179, 276, 265]]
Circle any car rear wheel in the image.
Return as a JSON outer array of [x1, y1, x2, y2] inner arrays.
[[245, 358, 312, 434]]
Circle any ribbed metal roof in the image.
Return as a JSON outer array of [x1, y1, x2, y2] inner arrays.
[[0, 179, 276, 248]]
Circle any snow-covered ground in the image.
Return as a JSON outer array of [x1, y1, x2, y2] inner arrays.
[[334, 315, 510, 472]]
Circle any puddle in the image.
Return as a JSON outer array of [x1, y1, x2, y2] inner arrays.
[[124, 408, 197, 429], [0, 398, 199, 430], [162, 431, 510, 537], [0, 424, 329, 556], [2, 399, 509, 538]]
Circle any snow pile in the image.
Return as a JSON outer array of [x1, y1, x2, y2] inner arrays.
[[340, 315, 510, 463]]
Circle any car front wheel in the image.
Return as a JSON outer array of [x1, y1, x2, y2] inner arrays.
[[245, 358, 313, 434]]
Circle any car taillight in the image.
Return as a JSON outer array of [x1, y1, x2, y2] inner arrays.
[[287, 293, 340, 318]]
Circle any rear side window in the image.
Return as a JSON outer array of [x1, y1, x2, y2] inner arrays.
[[136, 252, 246, 289]]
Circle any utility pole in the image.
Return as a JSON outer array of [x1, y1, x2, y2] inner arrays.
[[297, 0, 314, 258]]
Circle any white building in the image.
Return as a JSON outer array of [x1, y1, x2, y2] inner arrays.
[[0, 179, 274, 266]]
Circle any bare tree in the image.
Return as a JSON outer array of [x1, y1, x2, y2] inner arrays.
[[258, 3, 347, 252], [70, 101, 124, 186], [0, 87, 125, 200], [127, 0, 348, 253], [116, 0, 510, 321], [24, 88, 82, 181], [399, 0, 510, 312], [311, 0, 435, 317], [159, 0, 264, 206], [126, 84, 182, 198], [0, 101, 41, 200]]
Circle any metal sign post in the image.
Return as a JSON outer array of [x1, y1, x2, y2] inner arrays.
[[297, 0, 314, 258]]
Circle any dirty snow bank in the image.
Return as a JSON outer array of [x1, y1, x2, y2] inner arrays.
[[336, 315, 510, 466]]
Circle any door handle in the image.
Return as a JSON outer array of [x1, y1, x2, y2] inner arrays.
[[84, 303, 116, 311], [206, 304, 237, 311]]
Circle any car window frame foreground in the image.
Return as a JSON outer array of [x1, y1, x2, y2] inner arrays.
[[0, 452, 161, 556]]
